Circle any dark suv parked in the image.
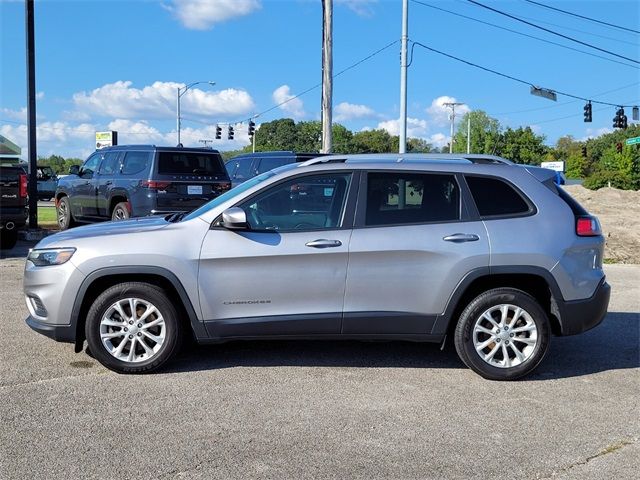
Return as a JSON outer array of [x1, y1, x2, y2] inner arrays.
[[226, 151, 326, 187], [55, 145, 231, 230]]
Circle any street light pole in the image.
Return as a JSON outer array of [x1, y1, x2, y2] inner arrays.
[[176, 81, 215, 146], [399, 0, 408, 154], [443, 102, 463, 153]]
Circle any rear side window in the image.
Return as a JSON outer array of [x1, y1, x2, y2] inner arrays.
[[255, 157, 290, 175], [465, 176, 530, 217], [158, 152, 224, 176], [122, 152, 150, 175], [365, 172, 460, 226]]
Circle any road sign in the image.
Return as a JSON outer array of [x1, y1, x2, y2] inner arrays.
[[530, 86, 557, 102], [625, 136, 640, 146], [541, 161, 565, 172]]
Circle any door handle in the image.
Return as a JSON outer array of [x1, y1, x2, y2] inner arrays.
[[305, 239, 342, 248], [105, 181, 113, 186], [443, 233, 480, 243]]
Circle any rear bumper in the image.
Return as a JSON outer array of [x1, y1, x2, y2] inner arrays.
[[556, 278, 611, 336], [26, 315, 75, 343], [1, 207, 28, 228]]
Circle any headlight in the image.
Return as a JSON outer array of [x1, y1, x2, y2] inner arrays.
[[27, 248, 76, 267]]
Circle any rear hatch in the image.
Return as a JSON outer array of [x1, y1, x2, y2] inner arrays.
[[150, 150, 231, 212]]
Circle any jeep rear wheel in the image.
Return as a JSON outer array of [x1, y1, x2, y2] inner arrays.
[[85, 282, 182, 374], [454, 288, 551, 381], [111, 202, 130, 221]]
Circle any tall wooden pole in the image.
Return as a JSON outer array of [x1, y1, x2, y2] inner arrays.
[[321, 0, 333, 153]]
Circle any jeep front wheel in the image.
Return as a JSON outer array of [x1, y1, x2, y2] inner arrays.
[[85, 282, 183, 374], [454, 288, 551, 381]]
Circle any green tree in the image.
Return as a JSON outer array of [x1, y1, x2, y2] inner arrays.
[[254, 118, 299, 151], [452, 110, 501, 154], [495, 127, 547, 165], [351, 129, 397, 153]]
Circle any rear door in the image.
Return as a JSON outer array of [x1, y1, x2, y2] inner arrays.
[[343, 170, 489, 334], [154, 150, 230, 212]]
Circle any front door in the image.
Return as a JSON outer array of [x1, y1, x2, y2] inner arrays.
[[74, 152, 102, 217], [198, 171, 356, 338]]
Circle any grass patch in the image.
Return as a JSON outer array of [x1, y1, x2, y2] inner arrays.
[[37, 206, 58, 229], [603, 258, 617, 264]]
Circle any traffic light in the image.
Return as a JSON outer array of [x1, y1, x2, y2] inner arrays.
[[621, 113, 628, 129], [613, 108, 625, 129], [616, 142, 623, 153], [633, 106, 639, 121], [228, 125, 234, 140], [215, 125, 222, 140], [583, 102, 592, 123], [248, 120, 256, 137], [581, 145, 587, 158]]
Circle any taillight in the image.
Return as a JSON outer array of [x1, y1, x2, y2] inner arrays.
[[576, 216, 601, 236], [19, 174, 28, 198], [141, 180, 170, 190], [219, 182, 231, 191]]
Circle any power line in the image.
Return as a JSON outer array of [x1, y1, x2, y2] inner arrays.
[[410, 0, 637, 69], [233, 39, 400, 125], [410, 41, 638, 108], [524, 0, 640, 35], [466, 0, 640, 64]]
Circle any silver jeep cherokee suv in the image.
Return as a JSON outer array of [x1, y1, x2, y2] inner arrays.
[[24, 154, 610, 380]]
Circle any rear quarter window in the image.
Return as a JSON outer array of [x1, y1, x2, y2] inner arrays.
[[465, 175, 532, 217]]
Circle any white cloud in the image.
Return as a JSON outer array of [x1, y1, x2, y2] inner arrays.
[[582, 127, 614, 141], [165, 0, 261, 30], [1, 107, 27, 122], [336, 0, 377, 17], [377, 117, 428, 138], [36, 91, 45, 100], [1, 121, 97, 160], [334, 102, 377, 122], [426, 96, 470, 127], [72, 81, 255, 121], [428, 133, 449, 149], [272, 85, 305, 119]]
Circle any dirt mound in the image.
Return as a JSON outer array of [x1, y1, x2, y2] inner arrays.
[[564, 185, 640, 264]]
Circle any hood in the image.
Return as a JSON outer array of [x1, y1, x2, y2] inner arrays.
[[36, 216, 170, 248]]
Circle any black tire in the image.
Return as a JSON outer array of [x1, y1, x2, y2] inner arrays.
[[56, 196, 76, 230], [85, 282, 183, 374], [111, 202, 130, 221], [454, 288, 551, 381], [0, 228, 18, 250]]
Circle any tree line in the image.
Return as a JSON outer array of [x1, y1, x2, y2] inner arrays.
[[38, 112, 639, 190]]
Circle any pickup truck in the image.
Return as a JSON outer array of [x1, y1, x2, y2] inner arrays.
[[0, 165, 29, 249], [36, 165, 58, 200]]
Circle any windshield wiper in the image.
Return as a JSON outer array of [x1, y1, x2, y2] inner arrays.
[[167, 212, 187, 223]]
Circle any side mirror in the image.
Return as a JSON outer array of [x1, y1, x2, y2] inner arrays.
[[221, 207, 248, 230], [69, 165, 79, 175]]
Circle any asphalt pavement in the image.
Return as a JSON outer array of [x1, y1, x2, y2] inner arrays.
[[0, 253, 638, 479]]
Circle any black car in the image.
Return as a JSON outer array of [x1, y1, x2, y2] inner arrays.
[[0, 164, 28, 249], [55, 145, 231, 230], [226, 151, 326, 187]]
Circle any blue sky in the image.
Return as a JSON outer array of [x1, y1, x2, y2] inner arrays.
[[1, 0, 639, 159]]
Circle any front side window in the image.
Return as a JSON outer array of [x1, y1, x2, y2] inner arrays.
[[80, 153, 102, 179], [365, 172, 460, 226], [239, 173, 352, 232], [229, 158, 254, 181], [99, 152, 121, 175], [122, 152, 150, 175], [465, 175, 531, 217]]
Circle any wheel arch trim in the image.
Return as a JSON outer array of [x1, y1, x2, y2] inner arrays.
[[71, 266, 206, 352]]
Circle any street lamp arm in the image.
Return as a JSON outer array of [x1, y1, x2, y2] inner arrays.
[[179, 81, 216, 98]]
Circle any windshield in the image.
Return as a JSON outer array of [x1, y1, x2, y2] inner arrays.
[[157, 152, 225, 176], [182, 163, 298, 221]]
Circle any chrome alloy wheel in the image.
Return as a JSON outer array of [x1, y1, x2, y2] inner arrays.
[[113, 207, 128, 220], [100, 298, 166, 363], [473, 304, 538, 369], [57, 202, 68, 226]]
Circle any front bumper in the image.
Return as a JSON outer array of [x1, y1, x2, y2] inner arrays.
[[25, 315, 75, 343], [556, 277, 611, 336]]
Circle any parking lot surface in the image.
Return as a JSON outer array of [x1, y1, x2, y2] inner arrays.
[[1, 248, 638, 479]]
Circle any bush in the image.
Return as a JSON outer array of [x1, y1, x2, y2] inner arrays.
[[583, 170, 638, 190]]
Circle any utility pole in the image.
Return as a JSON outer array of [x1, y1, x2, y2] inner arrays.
[[467, 115, 471, 154], [25, 0, 38, 230], [443, 102, 463, 153], [399, 0, 408, 154], [321, 0, 333, 153]]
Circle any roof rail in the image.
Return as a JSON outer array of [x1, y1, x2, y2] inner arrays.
[[299, 153, 514, 167], [299, 156, 347, 166]]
